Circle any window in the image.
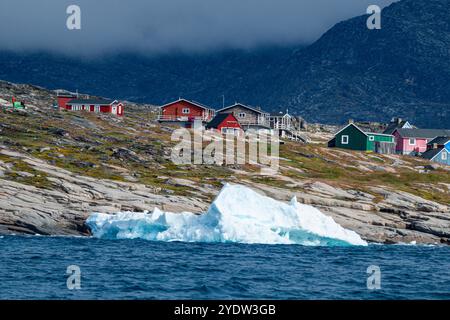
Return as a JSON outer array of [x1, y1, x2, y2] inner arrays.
[[369, 136, 375, 141], [221, 127, 240, 135], [443, 151, 448, 161], [182, 108, 190, 114], [409, 138, 416, 145], [238, 112, 246, 118], [341, 135, 349, 144]]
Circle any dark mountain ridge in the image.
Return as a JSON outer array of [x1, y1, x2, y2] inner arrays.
[[0, 0, 449, 128]]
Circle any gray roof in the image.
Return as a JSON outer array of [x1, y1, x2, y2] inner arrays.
[[218, 103, 269, 115], [421, 148, 444, 160], [383, 121, 409, 134], [427, 136, 450, 146], [395, 128, 450, 139], [160, 98, 213, 111], [67, 99, 116, 105]]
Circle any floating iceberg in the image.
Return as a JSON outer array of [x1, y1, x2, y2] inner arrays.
[[86, 184, 367, 246]]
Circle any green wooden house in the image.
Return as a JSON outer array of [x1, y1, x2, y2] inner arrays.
[[328, 123, 395, 153]]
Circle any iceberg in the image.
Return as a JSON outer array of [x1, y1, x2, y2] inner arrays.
[[86, 184, 367, 246]]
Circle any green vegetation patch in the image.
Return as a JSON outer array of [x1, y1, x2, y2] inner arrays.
[[0, 155, 53, 189]]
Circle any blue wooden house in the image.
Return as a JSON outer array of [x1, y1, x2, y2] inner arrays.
[[421, 136, 450, 166]]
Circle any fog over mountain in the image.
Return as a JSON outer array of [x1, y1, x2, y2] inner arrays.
[[0, 0, 394, 55]]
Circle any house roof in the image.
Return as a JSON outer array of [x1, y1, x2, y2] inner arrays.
[[333, 123, 368, 137], [421, 147, 444, 160], [330, 123, 393, 144], [160, 98, 213, 111], [395, 128, 450, 139], [329, 123, 365, 144], [383, 120, 410, 134], [427, 136, 450, 146], [191, 100, 213, 110], [67, 99, 117, 105], [218, 103, 269, 115], [206, 113, 238, 129]]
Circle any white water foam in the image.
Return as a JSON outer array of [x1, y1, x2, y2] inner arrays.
[[86, 184, 367, 246]]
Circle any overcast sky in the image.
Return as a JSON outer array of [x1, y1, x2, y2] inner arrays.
[[0, 0, 396, 56]]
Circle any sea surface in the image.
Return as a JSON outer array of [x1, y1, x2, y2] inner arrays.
[[0, 236, 449, 300]]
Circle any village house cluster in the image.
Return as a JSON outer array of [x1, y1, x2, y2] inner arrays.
[[51, 93, 449, 167], [328, 119, 450, 166], [157, 98, 308, 142], [159, 99, 449, 166]]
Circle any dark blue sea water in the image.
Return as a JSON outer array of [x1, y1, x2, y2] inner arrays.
[[0, 236, 449, 300]]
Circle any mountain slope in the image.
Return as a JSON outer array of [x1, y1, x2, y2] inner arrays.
[[281, 0, 450, 128], [0, 0, 449, 127]]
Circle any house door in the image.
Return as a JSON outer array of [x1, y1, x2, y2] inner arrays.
[[112, 106, 117, 114]]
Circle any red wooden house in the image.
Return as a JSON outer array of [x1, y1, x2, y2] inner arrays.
[[158, 98, 215, 123], [206, 113, 242, 135], [57, 94, 124, 116]]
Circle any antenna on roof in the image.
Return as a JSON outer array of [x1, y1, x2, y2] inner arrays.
[[76, 89, 79, 99], [221, 95, 225, 109]]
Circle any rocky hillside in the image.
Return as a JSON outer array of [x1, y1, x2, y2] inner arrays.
[[0, 80, 449, 244], [1, 0, 450, 128]]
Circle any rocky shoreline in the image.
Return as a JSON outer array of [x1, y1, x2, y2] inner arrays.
[[1, 146, 449, 245], [0, 148, 208, 236]]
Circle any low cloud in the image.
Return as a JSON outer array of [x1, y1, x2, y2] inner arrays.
[[0, 0, 396, 56]]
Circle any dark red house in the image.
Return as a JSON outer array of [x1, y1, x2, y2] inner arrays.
[[158, 98, 215, 123], [57, 94, 76, 110], [57, 94, 124, 116], [206, 113, 242, 135]]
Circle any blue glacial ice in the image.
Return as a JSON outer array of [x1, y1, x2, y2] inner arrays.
[[86, 184, 367, 246]]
